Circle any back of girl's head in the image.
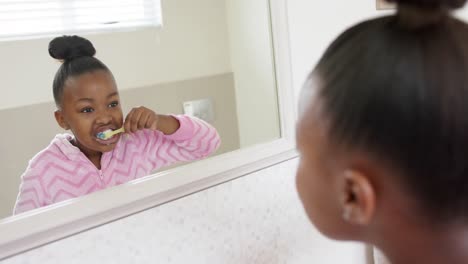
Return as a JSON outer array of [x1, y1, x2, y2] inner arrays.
[[312, 0, 468, 221], [49, 35, 110, 107]]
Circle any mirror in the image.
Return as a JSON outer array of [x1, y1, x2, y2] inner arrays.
[[0, 0, 280, 219]]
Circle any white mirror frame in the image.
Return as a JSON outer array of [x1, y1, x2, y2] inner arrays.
[[0, 0, 297, 260]]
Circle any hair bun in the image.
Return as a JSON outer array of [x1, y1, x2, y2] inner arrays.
[[48, 35, 96, 61], [387, 0, 467, 9], [387, 0, 467, 29]]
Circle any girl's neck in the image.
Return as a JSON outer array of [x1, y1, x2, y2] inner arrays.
[[86, 154, 102, 170], [378, 222, 468, 264], [70, 138, 102, 169]]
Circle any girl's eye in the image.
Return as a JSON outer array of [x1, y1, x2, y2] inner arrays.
[[81, 107, 94, 113], [109, 101, 119, 108]]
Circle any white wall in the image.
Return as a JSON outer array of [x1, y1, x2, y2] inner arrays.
[[287, 0, 392, 98], [226, 0, 281, 148], [456, 5, 468, 19], [287, 0, 468, 97], [0, 0, 231, 110]]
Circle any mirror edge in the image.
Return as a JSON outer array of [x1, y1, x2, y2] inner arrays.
[[0, 0, 297, 260]]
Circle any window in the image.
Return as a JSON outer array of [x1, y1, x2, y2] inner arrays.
[[0, 0, 162, 41]]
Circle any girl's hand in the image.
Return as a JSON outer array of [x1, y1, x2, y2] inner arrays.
[[124, 106, 159, 133], [124, 106, 180, 135]]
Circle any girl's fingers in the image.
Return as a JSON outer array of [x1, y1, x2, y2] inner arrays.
[[138, 111, 151, 130], [130, 109, 143, 133], [124, 107, 142, 133], [146, 114, 158, 130], [124, 107, 157, 133]]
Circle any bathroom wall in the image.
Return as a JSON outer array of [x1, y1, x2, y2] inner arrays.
[[0, 0, 231, 110], [226, 0, 281, 148], [287, 0, 468, 100]]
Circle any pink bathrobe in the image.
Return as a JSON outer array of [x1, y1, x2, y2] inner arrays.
[[14, 115, 220, 214]]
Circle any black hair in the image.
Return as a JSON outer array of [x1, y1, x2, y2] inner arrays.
[[311, 0, 468, 221], [49, 35, 111, 107]]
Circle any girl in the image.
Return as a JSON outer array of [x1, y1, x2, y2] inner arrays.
[[296, 0, 468, 263], [14, 36, 220, 214]]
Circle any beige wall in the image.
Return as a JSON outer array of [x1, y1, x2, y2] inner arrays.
[[0, 73, 240, 218], [0, 0, 231, 110], [225, 0, 281, 148]]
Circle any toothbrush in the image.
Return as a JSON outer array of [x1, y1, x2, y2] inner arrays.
[[97, 127, 125, 140]]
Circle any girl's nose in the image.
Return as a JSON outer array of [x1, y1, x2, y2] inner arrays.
[[96, 111, 112, 124]]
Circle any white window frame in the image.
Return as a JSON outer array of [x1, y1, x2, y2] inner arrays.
[[0, 0, 163, 41]]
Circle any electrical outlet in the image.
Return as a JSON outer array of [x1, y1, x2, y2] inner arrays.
[[182, 98, 215, 123]]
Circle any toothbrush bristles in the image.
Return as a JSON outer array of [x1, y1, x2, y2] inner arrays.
[[97, 128, 124, 140], [97, 130, 113, 140]]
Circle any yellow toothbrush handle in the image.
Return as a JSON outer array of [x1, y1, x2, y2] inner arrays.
[[111, 127, 125, 136]]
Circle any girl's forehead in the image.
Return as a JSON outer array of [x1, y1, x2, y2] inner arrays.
[[64, 71, 118, 96]]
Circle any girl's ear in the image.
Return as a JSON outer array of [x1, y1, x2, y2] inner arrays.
[[54, 110, 70, 130], [340, 169, 376, 225]]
